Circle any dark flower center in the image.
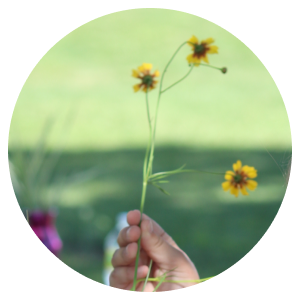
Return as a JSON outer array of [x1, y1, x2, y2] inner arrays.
[[234, 174, 243, 183], [194, 44, 205, 54], [142, 75, 153, 86]]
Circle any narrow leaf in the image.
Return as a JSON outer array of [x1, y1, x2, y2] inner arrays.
[[142, 259, 153, 292], [153, 273, 167, 292], [150, 182, 170, 195]]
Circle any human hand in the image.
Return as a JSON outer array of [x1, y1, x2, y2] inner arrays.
[[109, 210, 199, 291]]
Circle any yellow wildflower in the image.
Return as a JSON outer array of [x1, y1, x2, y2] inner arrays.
[[132, 63, 160, 92], [186, 36, 218, 66], [222, 160, 258, 197]]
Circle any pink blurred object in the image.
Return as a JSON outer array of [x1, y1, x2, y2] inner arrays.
[[28, 210, 63, 256]]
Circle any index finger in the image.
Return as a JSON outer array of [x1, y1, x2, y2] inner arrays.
[[127, 210, 179, 249]]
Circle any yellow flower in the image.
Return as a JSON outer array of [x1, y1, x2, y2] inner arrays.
[[186, 36, 218, 66], [222, 160, 258, 197], [132, 63, 160, 92]]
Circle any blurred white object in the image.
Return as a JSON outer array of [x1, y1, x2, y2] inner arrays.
[[102, 212, 128, 285]]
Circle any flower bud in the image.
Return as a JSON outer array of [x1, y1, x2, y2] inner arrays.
[[221, 67, 227, 74]]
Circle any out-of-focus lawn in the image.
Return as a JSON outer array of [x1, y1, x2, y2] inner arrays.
[[8, 9, 291, 285], [9, 9, 290, 151], [12, 148, 289, 283]]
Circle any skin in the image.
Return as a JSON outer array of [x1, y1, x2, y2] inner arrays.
[[110, 210, 199, 292]]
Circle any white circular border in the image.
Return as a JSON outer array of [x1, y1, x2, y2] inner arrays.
[[0, 0, 300, 299]]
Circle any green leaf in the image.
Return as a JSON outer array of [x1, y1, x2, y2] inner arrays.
[[152, 273, 167, 292], [149, 181, 170, 195], [148, 164, 195, 181], [142, 259, 153, 292]]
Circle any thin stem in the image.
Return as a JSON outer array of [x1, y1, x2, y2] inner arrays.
[[136, 276, 214, 284], [200, 63, 223, 71], [132, 90, 152, 291], [132, 42, 189, 291], [142, 259, 153, 291], [132, 182, 148, 291], [161, 65, 194, 94], [143, 90, 152, 179], [145, 89, 151, 130], [148, 169, 225, 180], [147, 41, 188, 178]]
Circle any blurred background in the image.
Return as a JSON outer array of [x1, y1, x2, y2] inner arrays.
[[8, 9, 291, 284]]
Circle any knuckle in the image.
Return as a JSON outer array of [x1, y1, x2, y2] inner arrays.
[[117, 226, 129, 246], [111, 249, 119, 266]]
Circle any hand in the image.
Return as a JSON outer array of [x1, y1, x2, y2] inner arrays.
[[109, 210, 199, 291]]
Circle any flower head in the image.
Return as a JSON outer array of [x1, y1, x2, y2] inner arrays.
[[186, 36, 218, 66], [132, 63, 160, 92], [222, 160, 258, 197]]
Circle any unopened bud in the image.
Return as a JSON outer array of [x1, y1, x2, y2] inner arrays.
[[221, 67, 227, 74]]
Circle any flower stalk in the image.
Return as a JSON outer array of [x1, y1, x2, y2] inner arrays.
[[130, 36, 234, 291]]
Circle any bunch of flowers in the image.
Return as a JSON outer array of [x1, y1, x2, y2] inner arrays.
[[130, 36, 257, 291]]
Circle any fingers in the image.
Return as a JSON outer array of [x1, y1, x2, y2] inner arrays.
[[117, 225, 140, 247], [112, 243, 149, 268], [110, 265, 148, 289], [111, 243, 137, 267], [127, 210, 179, 249], [140, 219, 187, 269]]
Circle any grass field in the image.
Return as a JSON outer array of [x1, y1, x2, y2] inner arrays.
[[8, 9, 292, 285]]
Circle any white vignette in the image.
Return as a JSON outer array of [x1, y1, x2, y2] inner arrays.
[[0, 0, 300, 299]]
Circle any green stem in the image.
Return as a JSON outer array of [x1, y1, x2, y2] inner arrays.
[[132, 182, 148, 291], [200, 63, 223, 71], [147, 41, 188, 178], [148, 169, 225, 181], [132, 42, 189, 291], [145, 89, 151, 130], [143, 90, 152, 179], [142, 259, 153, 291], [136, 276, 214, 284], [161, 65, 194, 94], [132, 89, 152, 291]]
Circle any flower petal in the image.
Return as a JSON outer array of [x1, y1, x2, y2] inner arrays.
[[133, 84, 141, 92], [154, 70, 160, 77], [246, 180, 258, 191], [142, 63, 152, 71], [201, 55, 209, 64], [207, 45, 218, 54], [225, 171, 234, 181], [138, 63, 152, 73], [222, 181, 232, 191], [230, 186, 239, 197], [186, 54, 201, 66], [187, 35, 199, 47], [242, 165, 257, 178], [240, 185, 249, 196], [186, 54, 194, 63], [233, 160, 242, 172], [201, 37, 214, 45], [247, 171, 257, 179], [132, 69, 140, 78]]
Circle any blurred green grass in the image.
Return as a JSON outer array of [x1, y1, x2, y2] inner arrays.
[[9, 9, 291, 151], [8, 9, 291, 285], [13, 148, 287, 283]]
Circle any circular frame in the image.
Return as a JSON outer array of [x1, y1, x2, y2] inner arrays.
[[1, 0, 300, 299]]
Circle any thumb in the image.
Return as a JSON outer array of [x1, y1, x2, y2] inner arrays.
[[140, 219, 185, 269]]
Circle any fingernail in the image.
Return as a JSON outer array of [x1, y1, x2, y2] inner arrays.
[[147, 220, 153, 233], [126, 227, 131, 239], [148, 220, 153, 233], [141, 220, 153, 238]]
